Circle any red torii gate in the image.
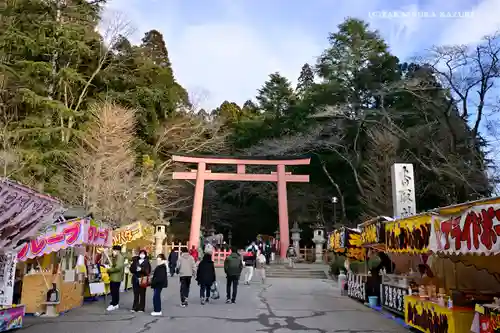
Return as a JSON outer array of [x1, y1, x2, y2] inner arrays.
[[172, 155, 310, 259]]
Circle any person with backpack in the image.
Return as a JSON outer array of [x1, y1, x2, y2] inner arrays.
[[223, 247, 243, 304], [243, 248, 256, 285], [286, 245, 297, 268], [150, 253, 168, 316], [196, 253, 216, 304]]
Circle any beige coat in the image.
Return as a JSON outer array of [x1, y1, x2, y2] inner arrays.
[[177, 253, 196, 277]]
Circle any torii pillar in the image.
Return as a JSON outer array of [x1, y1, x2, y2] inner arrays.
[[172, 155, 310, 259]]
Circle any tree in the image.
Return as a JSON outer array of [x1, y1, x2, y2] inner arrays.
[[65, 102, 140, 226], [316, 18, 400, 113], [141, 29, 172, 69], [212, 101, 242, 123], [296, 63, 314, 98], [256, 72, 295, 117]]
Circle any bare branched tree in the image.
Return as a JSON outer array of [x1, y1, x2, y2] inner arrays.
[[359, 127, 399, 219], [423, 32, 500, 140], [65, 102, 139, 226]]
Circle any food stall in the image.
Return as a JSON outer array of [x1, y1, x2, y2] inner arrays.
[[402, 197, 500, 333], [17, 217, 112, 315], [380, 213, 433, 316], [0, 179, 64, 331], [330, 227, 370, 303], [359, 216, 406, 312]]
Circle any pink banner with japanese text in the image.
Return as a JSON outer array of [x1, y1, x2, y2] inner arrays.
[[16, 218, 112, 261], [429, 203, 500, 255]]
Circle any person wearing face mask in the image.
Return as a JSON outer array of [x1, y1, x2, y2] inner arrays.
[[150, 254, 168, 316], [130, 249, 151, 312], [106, 245, 125, 311]]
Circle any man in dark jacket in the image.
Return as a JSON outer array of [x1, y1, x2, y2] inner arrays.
[[168, 249, 179, 277], [224, 248, 243, 304], [196, 253, 216, 304]]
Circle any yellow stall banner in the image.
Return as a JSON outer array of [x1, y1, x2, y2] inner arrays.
[[405, 296, 474, 333], [385, 214, 432, 253], [405, 296, 454, 333], [113, 222, 143, 245]]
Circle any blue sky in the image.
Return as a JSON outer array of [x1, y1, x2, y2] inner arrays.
[[103, 0, 500, 110]]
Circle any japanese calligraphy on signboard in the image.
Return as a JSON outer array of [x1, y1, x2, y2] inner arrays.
[[391, 163, 416, 219], [405, 296, 455, 333], [360, 218, 387, 246], [0, 253, 17, 306], [429, 203, 500, 255], [330, 228, 365, 260], [385, 214, 431, 253]]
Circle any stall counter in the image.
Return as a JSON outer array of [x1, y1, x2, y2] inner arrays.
[[0, 305, 25, 332], [405, 295, 474, 333], [21, 273, 84, 314]]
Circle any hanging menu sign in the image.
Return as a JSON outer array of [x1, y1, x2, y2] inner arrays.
[[385, 219, 430, 253], [360, 219, 386, 246], [0, 253, 17, 306], [429, 203, 500, 255]]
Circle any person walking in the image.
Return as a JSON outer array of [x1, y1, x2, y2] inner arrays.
[[271, 243, 277, 263], [196, 253, 216, 304], [224, 247, 243, 304], [177, 247, 196, 307], [264, 241, 272, 265], [150, 254, 168, 316], [168, 249, 179, 277], [130, 249, 151, 312], [286, 244, 297, 268], [243, 248, 256, 285], [204, 241, 214, 255], [189, 245, 199, 262], [106, 245, 125, 311], [256, 250, 267, 283]]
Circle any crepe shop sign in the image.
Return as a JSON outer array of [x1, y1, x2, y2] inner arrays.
[[430, 203, 500, 255], [17, 219, 111, 261]]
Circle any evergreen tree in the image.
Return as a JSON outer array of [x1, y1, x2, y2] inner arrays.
[[296, 63, 314, 97], [256, 72, 295, 117]]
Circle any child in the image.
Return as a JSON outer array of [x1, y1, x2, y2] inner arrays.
[[196, 253, 216, 304], [150, 254, 168, 316]]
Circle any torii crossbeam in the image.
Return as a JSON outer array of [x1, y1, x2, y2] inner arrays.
[[172, 155, 310, 259]]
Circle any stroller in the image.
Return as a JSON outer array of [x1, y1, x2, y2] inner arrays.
[[210, 281, 220, 299]]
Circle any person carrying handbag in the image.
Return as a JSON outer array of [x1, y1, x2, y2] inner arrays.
[[130, 249, 151, 312], [151, 254, 168, 316]]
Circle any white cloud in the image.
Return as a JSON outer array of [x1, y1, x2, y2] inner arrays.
[[101, 0, 499, 110], [439, 0, 500, 45]]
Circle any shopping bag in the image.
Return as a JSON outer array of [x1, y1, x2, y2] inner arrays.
[[210, 281, 220, 299]]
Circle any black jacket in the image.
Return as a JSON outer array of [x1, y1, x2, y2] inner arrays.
[[168, 251, 178, 266], [151, 264, 168, 289], [196, 254, 216, 285], [130, 257, 152, 278]]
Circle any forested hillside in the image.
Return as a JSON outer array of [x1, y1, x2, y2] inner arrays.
[[2, 0, 499, 245]]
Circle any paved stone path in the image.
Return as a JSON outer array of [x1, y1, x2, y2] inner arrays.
[[22, 277, 409, 333]]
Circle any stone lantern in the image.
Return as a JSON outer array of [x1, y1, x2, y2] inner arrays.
[[312, 223, 326, 263], [290, 222, 301, 256], [154, 214, 169, 257]]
